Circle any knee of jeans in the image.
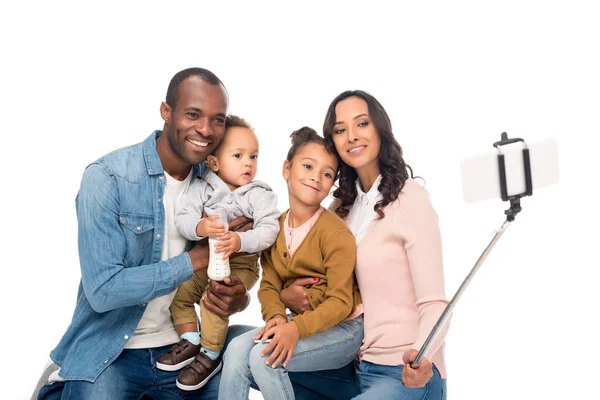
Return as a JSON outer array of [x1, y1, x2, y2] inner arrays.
[[248, 344, 269, 373], [223, 336, 246, 363]]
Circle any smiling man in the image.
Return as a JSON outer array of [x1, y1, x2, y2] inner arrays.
[[37, 68, 254, 400]]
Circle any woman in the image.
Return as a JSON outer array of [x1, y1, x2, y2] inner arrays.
[[283, 90, 449, 399]]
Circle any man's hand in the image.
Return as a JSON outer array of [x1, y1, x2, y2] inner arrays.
[[214, 231, 241, 260], [202, 276, 249, 317], [260, 319, 300, 368], [196, 215, 228, 237], [229, 216, 253, 233], [401, 349, 433, 388], [280, 277, 318, 314], [188, 239, 209, 272]]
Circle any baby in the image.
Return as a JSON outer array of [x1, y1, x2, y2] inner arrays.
[[156, 115, 279, 391]]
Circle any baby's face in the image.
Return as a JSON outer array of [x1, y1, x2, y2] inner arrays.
[[212, 127, 259, 189]]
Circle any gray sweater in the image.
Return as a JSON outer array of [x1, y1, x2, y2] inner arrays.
[[175, 170, 280, 253]]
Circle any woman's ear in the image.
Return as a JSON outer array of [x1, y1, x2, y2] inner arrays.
[[282, 160, 291, 180], [207, 155, 219, 172]]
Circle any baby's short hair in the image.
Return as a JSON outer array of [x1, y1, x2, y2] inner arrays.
[[226, 115, 254, 131]]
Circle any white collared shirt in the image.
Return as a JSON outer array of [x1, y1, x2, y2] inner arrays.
[[345, 175, 383, 244]]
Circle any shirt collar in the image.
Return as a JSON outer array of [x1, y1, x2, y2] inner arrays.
[[355, 174, 382, 204]]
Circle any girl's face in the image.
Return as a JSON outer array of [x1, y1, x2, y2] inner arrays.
[[330, 96, 381, 176], [283, 143, 338, 208]]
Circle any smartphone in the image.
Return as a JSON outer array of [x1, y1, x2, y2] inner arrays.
[[460, 138, 559, 203], [253, 338, 273, 343]]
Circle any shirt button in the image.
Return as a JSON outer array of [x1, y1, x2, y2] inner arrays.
[[158, 198, 162, 203], [156, 234, 161, 239], [124, 335, 129, 340], [104, 360, 108, 364], [136, 226, 141, 232]]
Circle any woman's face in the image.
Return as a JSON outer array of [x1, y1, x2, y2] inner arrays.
[[330, 96, 381, 176], [283, 143, 338, 208]]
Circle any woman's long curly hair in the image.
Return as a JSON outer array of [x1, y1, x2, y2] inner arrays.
[[323, 90, 414, 219]]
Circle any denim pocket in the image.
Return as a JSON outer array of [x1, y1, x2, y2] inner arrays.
[[120, 213, 154, 233], [119, 213, 154, 266]]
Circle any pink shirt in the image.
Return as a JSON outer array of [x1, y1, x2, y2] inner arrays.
[[284, 207, 324, 257], [351, 179, 449, 378]]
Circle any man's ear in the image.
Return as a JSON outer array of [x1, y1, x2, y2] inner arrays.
[[207, 155, 219, 172], [282, 160, 291, 180], [160, 102, 171, 125]]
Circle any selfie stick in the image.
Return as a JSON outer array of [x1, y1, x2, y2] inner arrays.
[[412, 132, 533, 368]]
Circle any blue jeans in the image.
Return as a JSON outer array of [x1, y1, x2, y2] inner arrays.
[[38, 325, 255, 400], [353, 360, 446, 399], [219, 318, 364, 400], [288, 360, 447, 400], [288, 362, 360, 399]]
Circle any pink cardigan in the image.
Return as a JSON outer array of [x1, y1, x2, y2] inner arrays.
[[353, 178, 449, 378]]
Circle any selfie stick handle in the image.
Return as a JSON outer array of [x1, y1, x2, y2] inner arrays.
[[412, 132, 532, 368], [411, 219, 511, 368]]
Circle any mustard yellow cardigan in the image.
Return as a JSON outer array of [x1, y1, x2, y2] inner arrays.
[[258, 209, 361, 338]]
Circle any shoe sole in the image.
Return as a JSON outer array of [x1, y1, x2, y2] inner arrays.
[[156, 357, 195, 372], [176, 361, 223, 391]]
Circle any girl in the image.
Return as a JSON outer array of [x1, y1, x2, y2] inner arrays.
[[218, 127, 364, 400]]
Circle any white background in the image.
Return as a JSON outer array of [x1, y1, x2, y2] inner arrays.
[[1, 1, 599, 399]]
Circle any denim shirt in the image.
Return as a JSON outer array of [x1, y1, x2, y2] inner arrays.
[[50, 131, 205, 382]]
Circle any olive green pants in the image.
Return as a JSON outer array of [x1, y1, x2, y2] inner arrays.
[[169, 254, 259, 351]]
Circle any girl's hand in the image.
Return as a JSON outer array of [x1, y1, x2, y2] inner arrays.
[[253, 315, 286, 342], [214, 231, 241, 259], [260, 321, 300, 368], [196, 215, 227, 237]]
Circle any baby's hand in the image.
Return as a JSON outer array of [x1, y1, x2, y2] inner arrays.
[[196, 215, 227, 238], [214, 231, 241, 259]]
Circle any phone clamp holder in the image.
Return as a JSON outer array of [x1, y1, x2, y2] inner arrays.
[[493, 132, 533, 221]]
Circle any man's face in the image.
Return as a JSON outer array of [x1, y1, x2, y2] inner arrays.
[[161, 76, 228, 166]]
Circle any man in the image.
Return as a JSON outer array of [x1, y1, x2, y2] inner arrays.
[[37, 68, 252, 399]]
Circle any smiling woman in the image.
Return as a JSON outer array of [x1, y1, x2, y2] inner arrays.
[[326, 91, 412, 220]]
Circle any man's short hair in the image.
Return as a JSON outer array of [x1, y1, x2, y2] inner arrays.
[[165, 67, 225, 109]]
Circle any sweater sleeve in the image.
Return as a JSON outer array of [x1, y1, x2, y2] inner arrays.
[[398, 185, 449, 357], [291, 228, 357, 338], [258, 249, 287, 322], [237, 189, 280, 253], [175, 179, 208, 241]]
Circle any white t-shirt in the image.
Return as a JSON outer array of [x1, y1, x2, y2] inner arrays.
[[125, 170, 192, 349]]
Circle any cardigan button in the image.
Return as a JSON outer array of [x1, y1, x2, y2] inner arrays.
[[283, 252, 288, 257]]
